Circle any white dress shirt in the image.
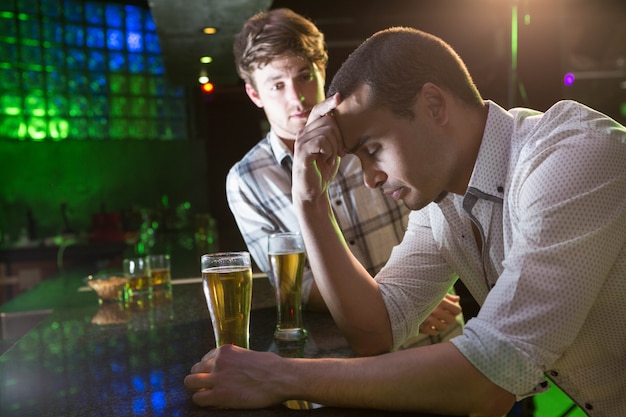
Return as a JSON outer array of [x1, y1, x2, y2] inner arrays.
[[377, 100, 626, 416]]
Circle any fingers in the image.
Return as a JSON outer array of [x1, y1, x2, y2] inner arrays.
[[419, 316, 448, 335], [190, 359, 212, 374], [297, 94, 342, 161], [184, 347, 284, 409], [441, 294, 462, 317], [201, 348, 218, 362], [299, 118, 340, 159], [419, 295, 462, 335], [293, 106, 343, 198], [184, 372, 213, 393], [306, 93, 340, 125]]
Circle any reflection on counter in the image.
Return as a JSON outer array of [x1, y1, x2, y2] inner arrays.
[[88, 288, 175, 327], [0, 276, 357, 417], [91, 302, 130, 325], [1, 285, 182, 416]]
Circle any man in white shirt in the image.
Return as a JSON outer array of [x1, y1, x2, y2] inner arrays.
[[186, 26, 626, 417]]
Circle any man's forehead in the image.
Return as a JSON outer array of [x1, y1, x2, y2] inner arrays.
[[335, 89, 371, 153], [259, 56, 311, 74]]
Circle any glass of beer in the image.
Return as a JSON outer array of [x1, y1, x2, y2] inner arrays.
[[147, 254, 171, 291], [201, 252, 253, 349], [123, 257, 151, 297], [268, 232, 307, 341]]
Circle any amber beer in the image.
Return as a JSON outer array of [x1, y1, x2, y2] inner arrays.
[[150, 268, 170, 288], [201, 252, 252, 349], [124, 257, 151, 296], [268, 233, 307, 341], [147, 254, 171, 291], [127, 274, 150, 292]]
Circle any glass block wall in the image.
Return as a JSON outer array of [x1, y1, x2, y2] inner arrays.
[[0, 0, 187, 141]]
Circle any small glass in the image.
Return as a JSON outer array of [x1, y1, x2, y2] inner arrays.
[[147, 254, 171, 291], [124, 257, 151, 297]]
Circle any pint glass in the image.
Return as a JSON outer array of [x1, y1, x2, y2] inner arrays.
[[268, 233, 307, 341], [201, 252, 253, 348]]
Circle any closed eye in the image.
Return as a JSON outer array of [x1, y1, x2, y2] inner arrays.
[[365, 145, 380, 157]]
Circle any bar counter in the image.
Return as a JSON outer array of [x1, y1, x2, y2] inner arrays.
[[0, 270, 455, 417]]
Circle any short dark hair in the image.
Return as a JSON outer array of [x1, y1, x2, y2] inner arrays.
[[328, 27, 483, 120], [233, 8, 328, 86]]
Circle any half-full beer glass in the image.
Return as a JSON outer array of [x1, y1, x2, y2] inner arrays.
[[268, 232, 307, 341], [201, 252, 253, 348]]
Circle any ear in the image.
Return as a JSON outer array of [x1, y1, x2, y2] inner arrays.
[[420, 83, 448, 126], [245, 83, 264, 108]]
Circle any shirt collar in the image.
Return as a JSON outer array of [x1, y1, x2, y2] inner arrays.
[[466, 101, 513, 199], [268, 130, 294, 168]]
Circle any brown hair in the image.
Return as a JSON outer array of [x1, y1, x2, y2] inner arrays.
[[328, 27, 483, 120], [233, 8, 328, 86]]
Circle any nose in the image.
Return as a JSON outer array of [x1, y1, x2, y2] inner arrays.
[[362, 163, 386, 189], [287, 83, 305, 104]]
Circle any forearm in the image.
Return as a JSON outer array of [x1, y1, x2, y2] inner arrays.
[[295, 196, 393, 355], [287, 343, 515, 416], [306, 281, 329, 312]]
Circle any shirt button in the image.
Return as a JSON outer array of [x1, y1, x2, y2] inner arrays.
[[497, 186, 504, 193], [584, 403, 593, 411], [335, 200, 342, 206], [549, 370, 559, 377], [349, 240, 356, 245]]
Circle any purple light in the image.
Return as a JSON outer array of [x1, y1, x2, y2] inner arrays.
[[564, 72, 575, 86]]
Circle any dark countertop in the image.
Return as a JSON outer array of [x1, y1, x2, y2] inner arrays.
[[0, 271, 456, 417]]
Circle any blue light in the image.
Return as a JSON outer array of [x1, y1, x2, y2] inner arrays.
[[132, 376, 146, 392], [151, 391, 166, 411], [144, 11, 156, 32], [132, 397, 147, 414], [85, 3, 105, 25], [109, 360, 125, 373], [126, 6, 143, 30], [109, 52, 125, 72], [86, 27, 105, 48], [66, 48, 85, 71], [146, 56, 164, 75], [107, 29, 124, 50], [145, 33, 160, 54], [65, 25, 84, 46], [87, 51, 105, 72], [64, 0, 83, 22], [149, 370, 164, 387], [105, 4, 123, 28], [128, 54, 144, 73], [127, 31, 143, 52]]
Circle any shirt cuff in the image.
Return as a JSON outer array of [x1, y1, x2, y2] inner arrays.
[[450, 318, 549, 400]]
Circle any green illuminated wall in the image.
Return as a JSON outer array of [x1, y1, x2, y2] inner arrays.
[[0, 0, 186, 141], [0, 0, 209, 243], [0, 139, 209, 242]]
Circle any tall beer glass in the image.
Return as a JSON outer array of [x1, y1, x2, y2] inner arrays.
[[201, 252, 253, 348], [268, 233, 307, 341]]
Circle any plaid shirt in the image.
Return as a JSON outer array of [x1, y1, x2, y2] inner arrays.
[[226, 130, 410, 303]]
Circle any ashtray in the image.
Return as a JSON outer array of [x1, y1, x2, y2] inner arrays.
[[84, 273, 128, 303]]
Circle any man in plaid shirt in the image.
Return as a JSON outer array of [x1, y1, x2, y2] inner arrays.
[[227, 8, 462, 341]]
